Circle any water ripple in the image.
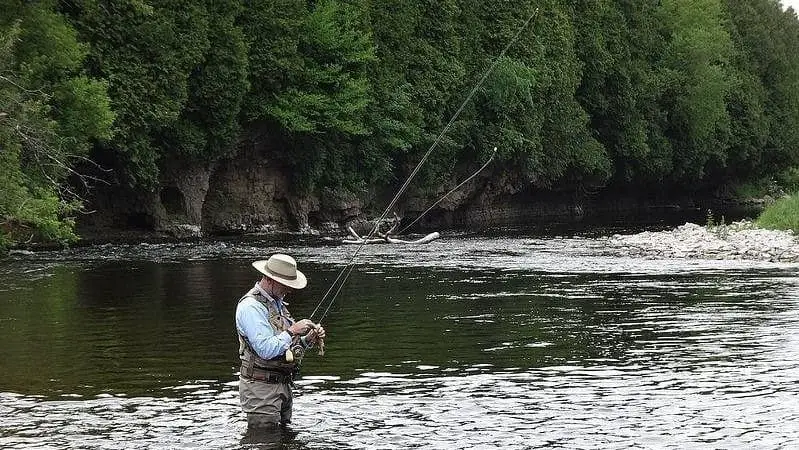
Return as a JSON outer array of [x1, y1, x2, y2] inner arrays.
[[1, 234, 799, 448]]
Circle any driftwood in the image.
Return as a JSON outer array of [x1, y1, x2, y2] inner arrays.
[[343, 213, 440, 244], [343, 227, 440, 244]]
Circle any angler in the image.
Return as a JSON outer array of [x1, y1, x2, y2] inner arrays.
[[235, 253, 325, 430]]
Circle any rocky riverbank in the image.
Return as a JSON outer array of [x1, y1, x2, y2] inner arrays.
[[607, 221, 798, 262]]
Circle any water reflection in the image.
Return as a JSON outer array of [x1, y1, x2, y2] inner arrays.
[[240, 425, 305, 450], [1, 235, 798, 448]]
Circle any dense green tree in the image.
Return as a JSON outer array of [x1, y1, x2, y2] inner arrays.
[[161, 0, 249, 164], [656, 0, 735, 183], [68, 0, 210, 188], [723, 0, 799, 183], [0, 1, 113, 249], [242, 0, 373, 135], [465, 0, 609, 189], [241, 0, 377, 191], [4, 0, 799, 247], [574, 0, 667, 186], [352, 1, 424, 188], [386, 0, 467, 188]]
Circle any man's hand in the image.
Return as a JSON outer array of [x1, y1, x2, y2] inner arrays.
[[306, 324, 326, 344], [288, 319, 314, 336]]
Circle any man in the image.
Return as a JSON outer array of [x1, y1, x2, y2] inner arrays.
[[235, 253, 326, 429]]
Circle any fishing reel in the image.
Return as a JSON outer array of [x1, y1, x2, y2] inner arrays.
[[285, 344, 306, 381], [284, 342, 306, 363]]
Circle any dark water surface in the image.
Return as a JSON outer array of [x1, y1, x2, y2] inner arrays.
[[1, 233, 798, 449]]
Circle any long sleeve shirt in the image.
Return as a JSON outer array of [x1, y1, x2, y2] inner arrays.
[[235, 283, 294, 360]]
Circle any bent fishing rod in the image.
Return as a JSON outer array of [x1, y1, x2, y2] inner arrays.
[[309, 8, 540, 326]]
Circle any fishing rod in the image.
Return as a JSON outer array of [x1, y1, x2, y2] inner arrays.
[[309, 8, 541, 325]]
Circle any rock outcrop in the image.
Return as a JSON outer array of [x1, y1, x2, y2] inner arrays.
[[75, 142, 774, 239]]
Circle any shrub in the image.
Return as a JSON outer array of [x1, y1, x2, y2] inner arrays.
[[757, 193, 799, 234]]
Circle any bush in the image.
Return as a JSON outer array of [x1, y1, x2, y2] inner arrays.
[[777, 167, 799, 194], [756, 193, 799, 234]]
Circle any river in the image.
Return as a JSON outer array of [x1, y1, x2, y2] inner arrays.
[[1, 230, 798, 449]]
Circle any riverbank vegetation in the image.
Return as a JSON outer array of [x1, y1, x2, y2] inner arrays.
[[1, 1, 113, 252], [758, 193, 799, 234], [2, 0, 799, 250]]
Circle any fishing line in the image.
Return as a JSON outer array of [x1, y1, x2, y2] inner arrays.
[[397, 146, 497, 235], [310, 8, 540, 324]]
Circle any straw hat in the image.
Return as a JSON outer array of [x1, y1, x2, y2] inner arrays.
[[252, 254, 307, 289]]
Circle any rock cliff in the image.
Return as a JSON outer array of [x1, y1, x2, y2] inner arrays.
[[76, 150, 765, 240]]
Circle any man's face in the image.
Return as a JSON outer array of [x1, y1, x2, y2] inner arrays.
[[267, 278, 294, 300]]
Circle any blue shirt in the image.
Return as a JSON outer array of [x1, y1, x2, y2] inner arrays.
[[235, 283, 293, 360]]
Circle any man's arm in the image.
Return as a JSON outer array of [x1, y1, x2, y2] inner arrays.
[[236, 300, 291, 360]]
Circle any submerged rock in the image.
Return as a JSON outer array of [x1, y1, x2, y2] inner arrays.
[[608, 221, 798, 262]]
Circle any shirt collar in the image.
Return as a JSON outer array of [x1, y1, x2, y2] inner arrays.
[[254, 282, 289, 305]]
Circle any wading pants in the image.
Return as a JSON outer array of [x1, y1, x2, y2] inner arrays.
[[239, 376, 293, 427]]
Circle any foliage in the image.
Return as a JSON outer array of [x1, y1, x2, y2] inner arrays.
[[241, 0, 378, 192], [67, 0, 211, 188], [776, 167, 799, 193], [722, 0, 799, 182], [574, 0, 667, 185], [0, 2, 113, 249], [757, 193, 799, 234], [385, 0, 466, 188], [161, 0, 249, 164], [4, 0, 799, 245], [474, 1, 611, 189], [0, 144, 80, 247], [657, 0, 734, 182], [242, 0, 375, 135], [727, 165, 797, 199]]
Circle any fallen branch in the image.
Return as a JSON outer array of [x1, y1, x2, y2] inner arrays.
[[343, 226, 439, 244]]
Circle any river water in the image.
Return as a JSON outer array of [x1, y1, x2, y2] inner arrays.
[[1, 230, 798, 449]]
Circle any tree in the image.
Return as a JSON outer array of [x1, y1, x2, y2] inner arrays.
[[656, 0, 735, 184], [0, 1, 113, 249], [241, 0, 377, 191], [723, 0, 799, 183], [574, 0, 666, 186], [161, 0, 249, 164], [68, 0, 210, 188], [465, 0, 610, 190]]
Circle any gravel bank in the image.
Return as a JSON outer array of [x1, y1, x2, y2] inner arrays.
[[607, 222, 798, 262]]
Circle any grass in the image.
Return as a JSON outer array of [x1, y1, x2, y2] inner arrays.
[[757, 192, 799, 234]]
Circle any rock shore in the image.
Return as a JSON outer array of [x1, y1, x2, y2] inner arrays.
[[607, 221, 798, 262]]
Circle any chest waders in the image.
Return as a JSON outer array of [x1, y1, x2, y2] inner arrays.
[[237, 290, 306, 382]]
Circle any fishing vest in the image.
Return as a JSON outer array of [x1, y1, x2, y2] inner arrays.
[[237, 288, 305, 379]]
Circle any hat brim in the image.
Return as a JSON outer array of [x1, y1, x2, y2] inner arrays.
[[252, 260, 307, 289]]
